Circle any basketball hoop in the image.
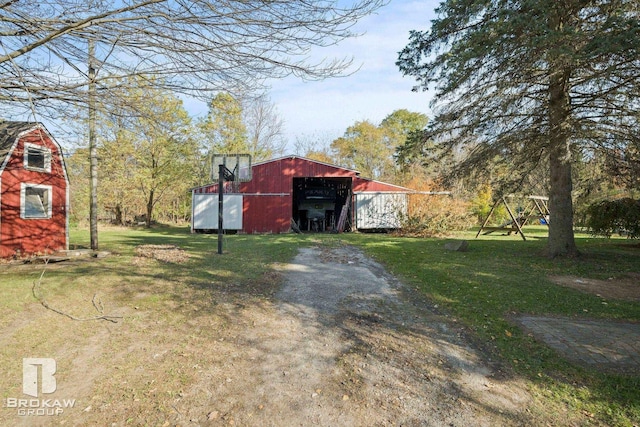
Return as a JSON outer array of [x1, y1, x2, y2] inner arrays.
[[211, 153, 252, 185], [211, 154, 252, 254]]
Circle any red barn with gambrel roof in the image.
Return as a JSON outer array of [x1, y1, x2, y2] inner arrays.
[[0, 122, 69, 258], [192, 156, 411, 234]]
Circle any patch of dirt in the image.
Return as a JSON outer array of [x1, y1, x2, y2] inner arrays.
[[550, 274, 640, 301], [134, 244, 190, 263]]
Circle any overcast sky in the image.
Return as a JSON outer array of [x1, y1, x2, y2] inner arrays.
[[188, 0, 439, 154]]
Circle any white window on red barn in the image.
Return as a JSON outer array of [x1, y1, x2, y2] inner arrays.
[[23, 143, 52, 173], [20, 183, 52, 219]]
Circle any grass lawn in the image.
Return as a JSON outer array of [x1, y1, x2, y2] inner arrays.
[[1, 224, 638, 425], [348, 227, 640, 426]]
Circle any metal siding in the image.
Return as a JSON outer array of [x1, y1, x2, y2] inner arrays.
[[195, 157, 360, 195], [191, 157, 411, 234], [242, 157, 357, 194], [355, 193, 408, 229], [222, 157, 357, 233], [243, 194, 290, 233]]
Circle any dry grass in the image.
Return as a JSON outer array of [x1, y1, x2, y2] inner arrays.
[[134, 244, 190, 263]]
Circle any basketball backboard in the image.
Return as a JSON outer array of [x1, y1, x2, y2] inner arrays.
[[211, 153, 252, 182]]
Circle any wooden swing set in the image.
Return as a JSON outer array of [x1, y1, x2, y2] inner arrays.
[[476, 195, 550, 241]]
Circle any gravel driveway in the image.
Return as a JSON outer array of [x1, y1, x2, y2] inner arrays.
[[230, 244, 533, 426]]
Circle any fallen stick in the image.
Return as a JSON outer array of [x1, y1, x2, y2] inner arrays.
[[32, 260, 123, 323]]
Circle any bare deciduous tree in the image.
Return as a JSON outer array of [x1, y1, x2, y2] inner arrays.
[[0, 0, 384, 248], [242, 93, 286, 161], [1, 0, 384, 113]]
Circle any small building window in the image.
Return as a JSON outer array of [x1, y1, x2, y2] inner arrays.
[[21, 184, 52, 219], [24, 143, 52, 173]]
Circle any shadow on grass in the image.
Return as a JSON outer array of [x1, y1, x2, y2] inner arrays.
[[65, 226, 314, 311], [348, 232, 640, 425]]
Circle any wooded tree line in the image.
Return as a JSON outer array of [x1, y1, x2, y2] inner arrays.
[[67, 79, 637, 236], [3, 0, 638, 257], [66, 87, 287, 227], [0, 0, 384, 249], [295, 109, 430, 182], [328, 111, 638, 232]]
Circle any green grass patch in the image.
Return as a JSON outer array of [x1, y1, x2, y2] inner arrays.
[[348, 228, 640, 426]]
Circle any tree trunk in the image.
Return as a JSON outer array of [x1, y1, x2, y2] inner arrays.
[[548, 144, 578, 258], [88, 39, 99, 250], [114, 203, 123, 225], [146, 189, 154, 228], [547, 65, 579, 258]]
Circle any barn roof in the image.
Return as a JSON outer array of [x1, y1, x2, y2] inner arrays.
[[255, 156, 413, 192], [253, 155, 362, 176], [0, 121, 39, 169], [192, 155, 414, 193]]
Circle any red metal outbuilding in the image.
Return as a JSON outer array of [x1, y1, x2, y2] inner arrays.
[[0, 122, 69, 258], [192, 156, 411, 234]]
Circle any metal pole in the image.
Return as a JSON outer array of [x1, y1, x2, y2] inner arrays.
[[218, 164, 224, 254]]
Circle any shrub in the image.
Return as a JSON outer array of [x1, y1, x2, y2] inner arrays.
[[585, 198, 640, 238], [396, 193, 474, 237], [393, 176, 474, 237]]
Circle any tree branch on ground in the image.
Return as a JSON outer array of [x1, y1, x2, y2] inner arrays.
[[32, 260, 123, 323]]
